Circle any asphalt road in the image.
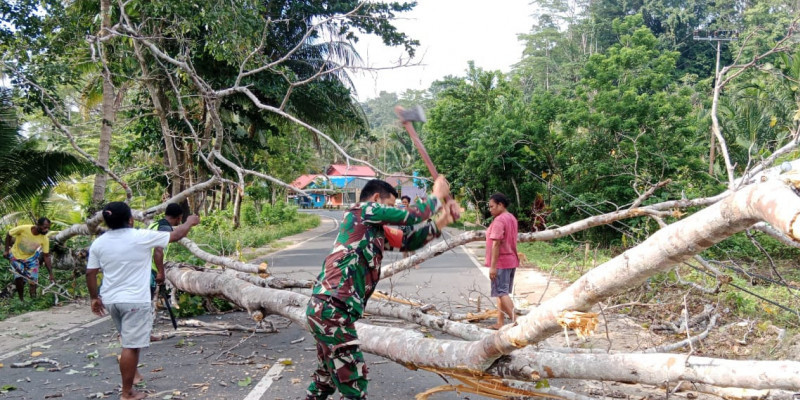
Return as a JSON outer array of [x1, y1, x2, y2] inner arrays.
[[1, 210, 494, 400]]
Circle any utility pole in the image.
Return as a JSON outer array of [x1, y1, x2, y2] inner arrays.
[[693, 29, 738, 175]]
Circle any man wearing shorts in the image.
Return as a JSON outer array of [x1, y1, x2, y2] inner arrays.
[[86, 202, 199, 400], [485, 193, 519, 330], [3, 217, 55, 301]]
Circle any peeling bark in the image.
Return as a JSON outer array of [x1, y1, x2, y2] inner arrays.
[[468, 181, 800, 370], [164, 249, 800, 391], [176, 238, 263, 274]]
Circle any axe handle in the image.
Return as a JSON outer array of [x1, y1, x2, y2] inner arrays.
[[400, 121, 460, 220], [159, 285, 178, 330], [402, 121, 439, 178]]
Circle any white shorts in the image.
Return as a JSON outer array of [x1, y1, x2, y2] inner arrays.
[[108, 303, 153, 348]]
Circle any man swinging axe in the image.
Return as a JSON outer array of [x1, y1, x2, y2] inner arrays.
[[394, 105, 460, 220], [305, 176, 459, 400]]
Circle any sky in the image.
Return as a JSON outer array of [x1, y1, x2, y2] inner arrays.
[[349, 0, 537, 101]]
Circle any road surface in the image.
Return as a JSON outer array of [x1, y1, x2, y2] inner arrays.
[[0, 210, 495, 399]]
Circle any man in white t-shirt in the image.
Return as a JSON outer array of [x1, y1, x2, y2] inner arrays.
[[86, 202, 199, 400]]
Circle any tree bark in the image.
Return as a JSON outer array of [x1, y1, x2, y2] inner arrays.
[[92, 0, 115, 206], [163, 260, 800, 391], [135, 43, 184, 200], [233, 184, 242, 229]]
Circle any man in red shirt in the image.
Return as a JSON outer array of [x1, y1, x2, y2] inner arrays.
[[485, 193, 519, 329]]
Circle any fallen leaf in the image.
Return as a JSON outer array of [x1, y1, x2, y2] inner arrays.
[[277, 358, 293, 365], [31, 351, 43, 357], [237, 376, 252, 387], [86, 350, 99, 359], [35, 366, 46, 372], [291, 378, 302, 384], [151, 367, 163, 373], [0, 363, 3, 368], [65, 369, 80, 375], [83, 362, 97, 369]]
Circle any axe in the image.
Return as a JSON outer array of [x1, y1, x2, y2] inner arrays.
[[394, 105, 460, 220], [159, 284, 178, 330]]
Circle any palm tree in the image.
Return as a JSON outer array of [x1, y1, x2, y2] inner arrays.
[[0, 90, 92, 214]]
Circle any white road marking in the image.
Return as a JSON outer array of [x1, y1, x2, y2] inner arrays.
[[243, 362, 285, 400], [0, 315, 111, 361], [269, 215, 340, 256], [459, 242, 490, 280]]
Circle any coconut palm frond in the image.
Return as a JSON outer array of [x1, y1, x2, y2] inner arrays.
[[0, 147, 95, 207]]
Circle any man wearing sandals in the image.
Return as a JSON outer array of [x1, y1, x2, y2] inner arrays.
[[486, 193, 519, 330], [86, 202, 199, 400]]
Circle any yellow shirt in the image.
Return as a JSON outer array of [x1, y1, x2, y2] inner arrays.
[[8, 225, 50, 259]]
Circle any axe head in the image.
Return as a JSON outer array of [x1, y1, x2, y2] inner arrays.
[[394, 105, 426, 123]]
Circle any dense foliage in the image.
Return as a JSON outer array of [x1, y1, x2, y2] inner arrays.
[[408, 2, 795, 243]]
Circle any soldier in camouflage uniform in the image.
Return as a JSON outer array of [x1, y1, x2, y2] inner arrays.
[[306, 177, 456, 400]]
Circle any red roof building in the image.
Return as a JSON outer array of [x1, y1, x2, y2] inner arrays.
[[326, 164, 376, 177], [291, 174, 320, 189]]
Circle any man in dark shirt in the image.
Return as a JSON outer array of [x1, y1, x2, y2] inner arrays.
[[148, 203, 184, 295], [147, 203, 183, 342]]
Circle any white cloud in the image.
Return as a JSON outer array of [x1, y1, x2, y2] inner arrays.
[[350, 0, 536, 100]]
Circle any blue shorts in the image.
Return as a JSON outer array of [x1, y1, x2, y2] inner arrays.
[[491, 268, 516, 297]]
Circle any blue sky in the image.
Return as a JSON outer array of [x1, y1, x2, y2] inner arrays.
[[350, 0, 536, 100]]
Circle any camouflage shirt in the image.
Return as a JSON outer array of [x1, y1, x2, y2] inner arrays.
[[312, 196, 442, 317]]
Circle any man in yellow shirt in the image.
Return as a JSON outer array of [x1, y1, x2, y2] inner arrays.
[[3, 218, 55, 301]]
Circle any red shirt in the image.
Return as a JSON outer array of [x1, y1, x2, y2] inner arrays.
[[485, 211, 519, 269]]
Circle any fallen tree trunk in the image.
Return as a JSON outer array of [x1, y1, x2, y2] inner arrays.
[[164, 253, 800, 390], [460, 180, 800, 371]]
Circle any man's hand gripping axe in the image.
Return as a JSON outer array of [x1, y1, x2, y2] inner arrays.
[[394, 105, 460, 220]]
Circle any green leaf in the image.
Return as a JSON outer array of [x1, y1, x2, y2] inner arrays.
[[535, 379, 550, 388], [65, 369, 80, 375], [237, 376, 252, 387], [87, 350, 99, 359], [36, 366, 46, 372]]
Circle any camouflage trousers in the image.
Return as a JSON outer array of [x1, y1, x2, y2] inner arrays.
[[305, 295, 368, 400]]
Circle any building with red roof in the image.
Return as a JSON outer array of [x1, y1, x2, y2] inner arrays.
[[326, 164, 376, 177], [290, 174, 320, 189]]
